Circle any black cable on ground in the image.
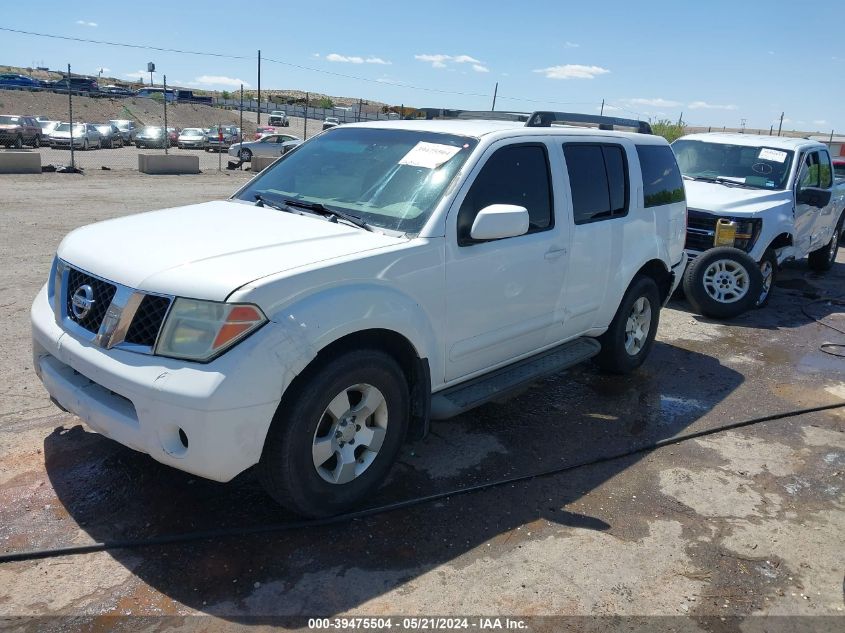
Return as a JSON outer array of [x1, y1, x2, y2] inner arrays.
[[801, 297, 845, 358], [1, 401, 843, 565]]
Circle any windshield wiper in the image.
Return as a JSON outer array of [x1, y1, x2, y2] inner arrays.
[[691, 176, 757, 189], [283, 198, 373, 232], [254, 193, 290, 211]]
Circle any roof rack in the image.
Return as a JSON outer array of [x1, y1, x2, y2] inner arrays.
[[455, 111, 531, 122], [525, 111, 652, 134]]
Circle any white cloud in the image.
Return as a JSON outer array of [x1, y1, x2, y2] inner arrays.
[[597, 104, 622, 112], [76, 20, 97, 27], [626, 97, 681, 108], [415, 53, 485, 70], [533, 64, 610, 80], [192, 75, 251, 88], [325, 53, 391, 65], [124, 70, 148, 79], [813, 119, 828, 126], [312, 53, 320, 58], [565, 41, 580, 48], [768, 50, 775, 55], [96, 67, 111, 74], [688, 101, 738, 110]]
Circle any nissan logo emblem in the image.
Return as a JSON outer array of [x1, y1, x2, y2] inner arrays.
[[71, 284, 95, 320]]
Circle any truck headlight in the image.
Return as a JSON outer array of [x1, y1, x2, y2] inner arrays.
[[155, 298, 267, 362], [714, 218, 761, 252]]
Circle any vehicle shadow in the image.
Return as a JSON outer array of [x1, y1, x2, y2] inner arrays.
[[42, 340, 743, 619], [670, 258, 845, 331]]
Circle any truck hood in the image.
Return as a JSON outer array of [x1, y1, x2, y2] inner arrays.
[[57, 200, 402, 301], [684, 179, 792, 215]]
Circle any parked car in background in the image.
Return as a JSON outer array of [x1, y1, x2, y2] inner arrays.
[[51, 76, 100, 95], [37, 119, 60, 138], [177, 128, 207, 149], [48, 122, 102, 150], [254, 125, 277, 140], [322, 117, 340, 130], [228, 133, 301, 161], [673, 133, 845, 317], [134, 126, 169, 149], [109, 120, 137, 144], [834, 159, 845, 179], [205, 125, 241, 152], [93, 123, 125, 148], [167, 127, 180, 144], [268, 110, 289, 127], [0, 114, 43, 147], [0, 73, 43, 91], [100, 85, 135, 97]]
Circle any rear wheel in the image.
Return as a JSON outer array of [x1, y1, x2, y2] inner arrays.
[[82, 138, 89, 151], [808, 222, 841, 272], [13, 135, 23, 149], [683, 247, 762, 319], [33, 135, 41, 148], [258, 349, 410, 517], [595, 275, 661, 374], [239, 148, 252, 162]]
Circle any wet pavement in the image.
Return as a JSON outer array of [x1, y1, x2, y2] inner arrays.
[[0, 174, 844, 631]]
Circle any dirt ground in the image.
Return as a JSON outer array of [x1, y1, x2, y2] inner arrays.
[[0, 172, 843, 632]]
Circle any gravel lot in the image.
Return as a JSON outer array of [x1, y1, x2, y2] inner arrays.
[[0, 172, 843, 630]]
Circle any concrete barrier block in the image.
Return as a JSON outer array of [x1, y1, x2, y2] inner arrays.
[[0, 151, 41, 174], [251, 156, 278, 173], [138, 154, 200, 175]]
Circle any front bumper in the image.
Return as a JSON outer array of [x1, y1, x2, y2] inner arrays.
[[31, 284, 294, 482]]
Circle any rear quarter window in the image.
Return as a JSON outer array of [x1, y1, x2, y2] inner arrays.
[[636, 145, 685, 208]]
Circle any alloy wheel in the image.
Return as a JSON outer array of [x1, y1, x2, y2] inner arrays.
[[702, 259, 750, 304], [624, 296, 652, 356]]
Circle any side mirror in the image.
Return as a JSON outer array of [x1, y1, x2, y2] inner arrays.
[[470, 204, 530, 241], [797, 188, 832, 208]]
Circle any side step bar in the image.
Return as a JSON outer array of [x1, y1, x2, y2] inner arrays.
[[430, 337, 601, 420]]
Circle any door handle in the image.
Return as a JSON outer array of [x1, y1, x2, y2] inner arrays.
[[544, 247, 567, 260]]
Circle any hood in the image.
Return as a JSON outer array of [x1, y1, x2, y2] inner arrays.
[[49, 130, 76, 138], [57, 200, 401, 301], [684, 179, 792, 215]]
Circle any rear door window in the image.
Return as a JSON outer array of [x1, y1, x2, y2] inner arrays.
[[563, 143, 629, 224], [636, 144, 685, 208]]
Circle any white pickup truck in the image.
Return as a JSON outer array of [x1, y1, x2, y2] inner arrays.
[[672, 133, 845, 318], [32, 112, 686, 516]]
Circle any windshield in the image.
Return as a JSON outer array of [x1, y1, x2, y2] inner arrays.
[[236, 127, 477, 234], [141, 126, 162, 135], [0, 116, 21, 124], [111, 121, 131, 129], [54, 123, 85, 133], [672, 139, 794, 190], [181, 128, 203, 135]]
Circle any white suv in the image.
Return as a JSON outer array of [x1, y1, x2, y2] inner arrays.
[[31, 112, 686, 516]]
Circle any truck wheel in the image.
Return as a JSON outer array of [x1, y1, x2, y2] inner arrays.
[[756, 249, 778, 308], [808, 223, 841, 272], [258, 349, 410, 517], [595, 275, 660, 374], [683, 247, 762, 319]]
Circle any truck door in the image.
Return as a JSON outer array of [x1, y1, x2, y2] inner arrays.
[[795, 150, 835, 253], [444, 139, 570, 382]]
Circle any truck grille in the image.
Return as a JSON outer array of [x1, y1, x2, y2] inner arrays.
[[124, 295, 171, 347], [685, 209, 717, 252], [65, 268, 117, 333]]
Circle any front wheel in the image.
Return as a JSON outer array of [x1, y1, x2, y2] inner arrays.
[[595, 275, 661, 374], [756, 249, 778, 308], [239, 148, 252, 162], [808, 222, 841, 272], [82, 139, 89, 151], [33, 135, 41, 148], [258, 349, 410, 517], [13, 135, 23, 149], [683, 247, 762, 319]]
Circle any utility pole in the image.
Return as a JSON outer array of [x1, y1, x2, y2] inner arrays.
[[303, 92, 309, 139], [257, 50, 261, 125], [677, 112, 683, 126], [163, 75, 168, 155], [239, 84, 244, 169], [600, 99, 604, 115], [358, 98, 363, 122], [491, 82, 498, 111], [769, 125, 773, 136], [777, 112, 784, 137], [67, 64, 75, 171], [740, 118, 747, 134]]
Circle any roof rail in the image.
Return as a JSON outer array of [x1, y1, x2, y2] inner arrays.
[[525, 111, 653, 134], [455, 111, 531, 122]]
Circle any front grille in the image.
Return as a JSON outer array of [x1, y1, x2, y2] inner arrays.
[[124, 294, 171, 347], [65, 268, 117, 333], [685, 209, 717, 251]]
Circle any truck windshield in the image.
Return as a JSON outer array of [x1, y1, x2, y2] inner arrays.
[[235, 127, 478, 234], [672, 139, 794, 190]]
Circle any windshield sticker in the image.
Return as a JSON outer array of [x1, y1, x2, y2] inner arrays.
[[399, 142, 463, 169], [758, 148, 788, 163]]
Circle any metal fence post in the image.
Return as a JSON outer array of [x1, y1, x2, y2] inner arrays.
[[67, 64, 75, 171], [218, 120, 222, 172], [304, 92, 309, 139], [239, 84, 244, 170], [163, 75, 168, 155]]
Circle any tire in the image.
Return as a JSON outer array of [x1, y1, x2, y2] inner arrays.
[[33, 135, 41, 148], [258, 348, 410, 517], [13, 135, 23, 149], [808, 221, 841, 272], [239, 148, 252, 162], [683, 247, 762, 319], [82, 139, 89, 151], [755, 249, 778, 308], [595, 275, 661, 374]]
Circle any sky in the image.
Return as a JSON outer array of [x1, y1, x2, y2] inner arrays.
[[1, 0, 843, 132]]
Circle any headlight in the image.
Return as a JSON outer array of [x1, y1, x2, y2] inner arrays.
[[714, 218, 761, 252], [155, 298, 267, 362]]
